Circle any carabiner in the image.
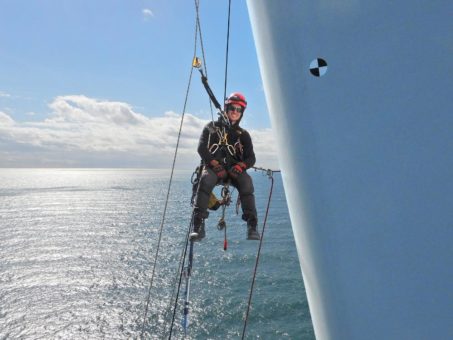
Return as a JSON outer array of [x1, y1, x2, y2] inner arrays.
[[209, 143, 219, 154], [226, 144, 236, 156]]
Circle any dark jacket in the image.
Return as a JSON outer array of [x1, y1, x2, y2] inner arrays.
[[197, 118, 256, 168]]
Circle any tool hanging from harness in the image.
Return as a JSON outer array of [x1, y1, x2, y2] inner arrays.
[[191, 164, 231, 212], [190, 163, 239, 251], [217, 183, 232, 251]]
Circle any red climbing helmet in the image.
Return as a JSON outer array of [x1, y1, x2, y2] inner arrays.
[[225, 92, 247, 110]]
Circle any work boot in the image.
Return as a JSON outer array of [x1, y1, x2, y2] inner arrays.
[[190, 210, 207, 241], [246, 218, 260, 240]]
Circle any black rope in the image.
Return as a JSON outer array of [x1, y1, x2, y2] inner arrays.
[[200, 69, 223, 111], [139, 12, 200, 339], [167, 215, 194, 339], [223, 0, 232, 107], [241, 171, 276, 339], [161, 220, 192, 336], [194, 0, 215, 122], [165, 157, 204, 338], [163, 168, 203, 338]]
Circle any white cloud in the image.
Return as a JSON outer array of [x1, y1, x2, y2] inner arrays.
[[142, 8, 154, 20], [249, 129, 279, 170], [0, 95, 278, 169], [0, 111, 15, 125], [0, 91, 12, 98]]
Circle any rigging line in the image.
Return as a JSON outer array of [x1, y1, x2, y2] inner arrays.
[[139, 15, 200, 340], [165, 166, 204, 337], [162, 222, 191, 336], [194, 0, 215, 122], [166, 161, 205, 337], [223, 0, 232, 106], [241, 172, 275, 340], [167, 215, 194, 339], [252, 166, 281, 173]]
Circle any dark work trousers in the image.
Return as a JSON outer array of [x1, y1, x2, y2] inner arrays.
[[194, 166, 257, 224]]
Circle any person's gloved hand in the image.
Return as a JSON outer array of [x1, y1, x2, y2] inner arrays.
[[210, 160, 227, 179], [228, 162, 247, 179]]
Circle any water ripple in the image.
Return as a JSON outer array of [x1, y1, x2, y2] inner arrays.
[[0, 169, 313, 339]]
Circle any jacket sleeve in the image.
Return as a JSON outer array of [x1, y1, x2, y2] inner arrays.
[[241, 130, 256, 168], [197, 124, 214, 164]]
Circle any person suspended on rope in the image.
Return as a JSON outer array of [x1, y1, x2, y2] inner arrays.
[[192, 92, 260, 241]]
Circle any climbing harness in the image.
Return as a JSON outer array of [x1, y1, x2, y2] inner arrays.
[[208, 128, 237, 158]]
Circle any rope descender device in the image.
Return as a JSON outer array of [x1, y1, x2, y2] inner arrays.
[[192, 56, 202, 69]]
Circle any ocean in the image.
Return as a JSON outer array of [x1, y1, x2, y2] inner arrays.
[[0, 169, 314, 339]]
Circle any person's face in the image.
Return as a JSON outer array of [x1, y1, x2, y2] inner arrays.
[[227, 104, 243, 124]]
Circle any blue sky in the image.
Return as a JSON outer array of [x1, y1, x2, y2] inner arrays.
[[0, 1, 276, 168]]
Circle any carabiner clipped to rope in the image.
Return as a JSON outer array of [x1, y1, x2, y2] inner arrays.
[[217, 216, 226, 230], [217, 213, 228, 251], [217, 185, 230, 230], [217, 184, 232, 250]]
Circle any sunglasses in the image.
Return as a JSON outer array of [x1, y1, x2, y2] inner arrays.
[[228, 106, 243, 113]]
